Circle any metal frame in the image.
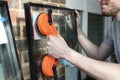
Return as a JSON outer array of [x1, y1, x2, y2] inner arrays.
[[24, 2, 78, 80]]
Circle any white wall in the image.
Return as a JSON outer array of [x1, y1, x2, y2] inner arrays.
[[66, 0, 84, 10], [66, 0, 101, 14], [86, 0, 101, 14]]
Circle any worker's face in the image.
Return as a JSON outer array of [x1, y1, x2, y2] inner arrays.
[[98, 0, 119, 16]]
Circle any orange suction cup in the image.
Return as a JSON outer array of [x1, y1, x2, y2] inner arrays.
[[36, 12, 58, 36], [42, 55, 58, 77]]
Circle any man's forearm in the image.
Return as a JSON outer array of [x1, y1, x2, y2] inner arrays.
[[63, 48, 120, 80], [77, 27, 99, 59]]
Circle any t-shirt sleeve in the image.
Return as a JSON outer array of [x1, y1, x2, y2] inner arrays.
[[103, 27, 114, 48]]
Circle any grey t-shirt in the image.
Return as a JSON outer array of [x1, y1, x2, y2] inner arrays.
[[103, 19, 120, 63]]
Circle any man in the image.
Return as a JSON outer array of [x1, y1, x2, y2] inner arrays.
[[47, 0, 120, 79]]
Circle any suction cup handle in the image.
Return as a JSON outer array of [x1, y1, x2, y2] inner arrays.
[[48, 9, 52, 25]]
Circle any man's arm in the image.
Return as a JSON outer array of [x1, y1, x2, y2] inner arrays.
[[77, 27, 114, 60], [75, 10, 114, 60], [47, 36, 120, 80], [63, 48, 120, 80]]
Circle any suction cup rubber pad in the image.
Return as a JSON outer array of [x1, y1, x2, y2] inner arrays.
[[37, 12, 58, 36], [42, 55, 58, 77]]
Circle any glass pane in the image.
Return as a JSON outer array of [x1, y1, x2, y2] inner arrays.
[[24, 3, 82, 80], [31, 7, 79, 80], [0, 1, 23, 80]]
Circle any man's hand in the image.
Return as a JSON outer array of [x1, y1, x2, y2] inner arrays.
[[65, 10, 81, 28], [47, 36, 70, 59], [75, 10, 81, 27]]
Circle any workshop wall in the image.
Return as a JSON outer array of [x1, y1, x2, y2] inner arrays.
[[6, 0, 66, 80]]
